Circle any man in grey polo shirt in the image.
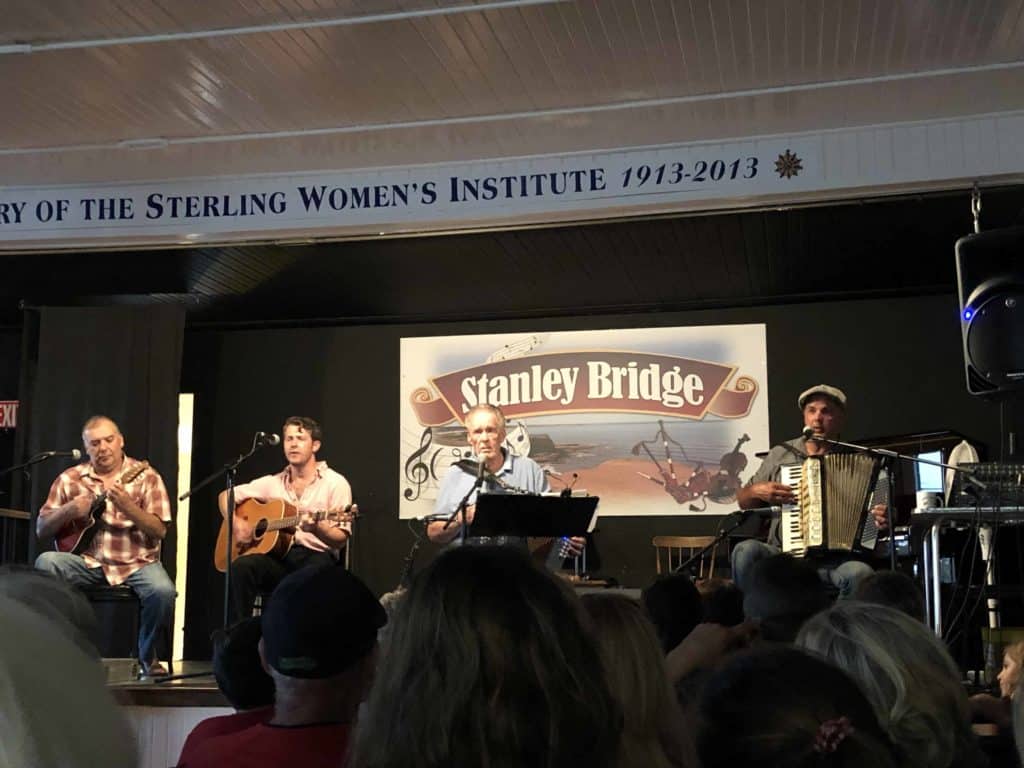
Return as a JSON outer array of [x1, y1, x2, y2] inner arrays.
[[730, 384, 888, 598]]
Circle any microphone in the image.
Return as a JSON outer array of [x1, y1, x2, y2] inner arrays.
[[256, 432, 281, 446], [477, 457, 487, 483], [735, 505, 782, 518], [802, 426, 820, 440], [560, 472, 579, 498], [42, 449, 83, 460]]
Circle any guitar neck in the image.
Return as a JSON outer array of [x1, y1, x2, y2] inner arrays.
[[265, 514, 305, 532], [260, 510, 348, 532]]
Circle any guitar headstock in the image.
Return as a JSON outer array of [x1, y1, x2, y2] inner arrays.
[[334, 503, 359, 522], [121, 460, 150, 484], [310, 504, 360, 524]]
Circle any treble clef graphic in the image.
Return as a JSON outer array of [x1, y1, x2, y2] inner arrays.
[[403, 427, 434, 501]]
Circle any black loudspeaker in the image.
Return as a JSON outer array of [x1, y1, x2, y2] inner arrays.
[[955, 226, 1024, 396]]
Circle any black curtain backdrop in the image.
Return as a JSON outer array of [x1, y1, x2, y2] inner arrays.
[[16, 306, 185, 576]]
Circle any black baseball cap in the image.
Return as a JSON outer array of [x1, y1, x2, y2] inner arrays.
[[261, 565, 386, 679]]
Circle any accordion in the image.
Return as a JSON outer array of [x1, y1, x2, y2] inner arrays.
[[780, 454, 881, 557]]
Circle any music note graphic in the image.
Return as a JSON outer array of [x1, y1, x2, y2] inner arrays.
[[403, 427, 435, 502]]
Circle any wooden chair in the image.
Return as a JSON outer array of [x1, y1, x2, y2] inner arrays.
[[653, 535, 719, 579]]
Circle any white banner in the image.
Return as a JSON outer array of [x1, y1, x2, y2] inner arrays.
[[0, 138, 815, 244], [399, 325, 768, 519], [5, 112, 1021, 248]]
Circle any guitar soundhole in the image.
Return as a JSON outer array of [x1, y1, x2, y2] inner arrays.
[[254, 519, 268, 539]]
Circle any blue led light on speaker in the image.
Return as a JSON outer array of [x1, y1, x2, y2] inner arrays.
[[964, 309, 973, 321]]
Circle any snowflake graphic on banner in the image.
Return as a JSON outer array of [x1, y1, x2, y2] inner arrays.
[[774, 150, 803, 179]]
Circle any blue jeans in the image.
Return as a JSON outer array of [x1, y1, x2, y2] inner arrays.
[[730, 539, 874, 599], [35, 552, 175, 664]]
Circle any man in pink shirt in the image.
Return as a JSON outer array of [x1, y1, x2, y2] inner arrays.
[[218, 416, 353, 620]]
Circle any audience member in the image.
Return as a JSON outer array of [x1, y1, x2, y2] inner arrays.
[[797, 601, 986, 768], [0, 564, 100, 658], [969, 640, 1024, 731], [697, 578, 745, 627], [854, 569, 926, 623], [742, 553, 831, 642], [642, 571, 704, 653], [698, 646, 902, 768], [179, 565, 385, 768], [177, 617, 275, 765], [581, 593, 695, 768], [1014, 676, 1024, 766], [350, 546, 621, 768], [0, 594, 137, 768]]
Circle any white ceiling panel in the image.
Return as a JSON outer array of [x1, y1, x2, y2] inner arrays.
[[0, 0, 1021, 187]]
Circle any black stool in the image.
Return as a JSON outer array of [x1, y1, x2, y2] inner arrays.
[[80, 584, 140, 659]]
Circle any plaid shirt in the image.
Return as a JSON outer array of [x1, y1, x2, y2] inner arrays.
[[41, 456, 172, 585]]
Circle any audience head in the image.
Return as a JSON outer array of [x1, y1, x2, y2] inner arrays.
[[211, 617, 275, 710], [1014, 676, 1024, 766], [854, 570, 926, 623], [0, 595, 137, 768], [698, 578, 745, 627], [999, 641, 1024, 699], [743, 554, 831, 642], [698, 646, 900, 768], [642, 571, 704, 653], [351, 545, 621, 768], [797, 601, 984, 768], [0, 565, 100, 658], [581, 593, 695, 768], [260, 564, 385, 705]]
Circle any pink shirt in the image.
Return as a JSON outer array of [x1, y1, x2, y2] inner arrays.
[[232, 462, 351, 553]]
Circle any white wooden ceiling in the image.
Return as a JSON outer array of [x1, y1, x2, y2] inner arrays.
[[4, 0, 1024, 186]]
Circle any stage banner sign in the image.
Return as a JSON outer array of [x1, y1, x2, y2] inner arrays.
[[400, 325, 768, 519]]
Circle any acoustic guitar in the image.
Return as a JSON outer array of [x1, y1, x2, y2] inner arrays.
[[55, 460, 151, 554], [214, 498, 358, 572]]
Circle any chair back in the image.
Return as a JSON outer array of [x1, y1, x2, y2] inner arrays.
[[652, 535, 718, 578]]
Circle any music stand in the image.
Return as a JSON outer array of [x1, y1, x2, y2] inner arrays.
[[471, 493, 598, 539]]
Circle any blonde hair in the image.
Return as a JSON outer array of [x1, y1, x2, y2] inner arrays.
[[797, 602, 983, 768], [580, 594, 694, 768], [1004, 641, 1024, 697]]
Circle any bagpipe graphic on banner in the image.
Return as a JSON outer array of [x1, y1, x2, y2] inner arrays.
[[400, 325, 768, 518]]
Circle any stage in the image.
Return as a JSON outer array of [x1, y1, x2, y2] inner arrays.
[[107, 660, 231, 768]]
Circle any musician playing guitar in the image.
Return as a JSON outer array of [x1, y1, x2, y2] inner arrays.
[[36, 415, 175, 676], [218, 416, 354, 622], [731, 385, 888, 599]]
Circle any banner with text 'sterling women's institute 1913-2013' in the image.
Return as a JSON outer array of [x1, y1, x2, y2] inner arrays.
[[400, 325, 768, 519]]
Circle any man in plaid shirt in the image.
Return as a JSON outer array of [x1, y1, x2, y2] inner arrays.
[[36, 415, 175, 676]]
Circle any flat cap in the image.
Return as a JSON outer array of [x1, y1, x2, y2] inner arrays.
[[797, 384, 847, 410]]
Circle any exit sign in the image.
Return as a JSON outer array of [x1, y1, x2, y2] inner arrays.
[[0, 401, 17, 429]]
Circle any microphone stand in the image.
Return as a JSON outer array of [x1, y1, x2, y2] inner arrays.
[[673, 507, 777, 576], [180, 434, 275, 631], [807, 434, 987, 571], [0, 452, 68, 477], [441, 464, 486, 545]]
